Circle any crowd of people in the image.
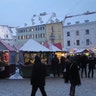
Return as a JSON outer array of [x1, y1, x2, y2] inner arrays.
[[50, 53, 96, 79], [30, 53, 96, 96]]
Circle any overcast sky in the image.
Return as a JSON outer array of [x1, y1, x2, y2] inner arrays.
[[0, 0, 96, 27]]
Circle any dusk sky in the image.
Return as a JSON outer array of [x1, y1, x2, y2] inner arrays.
[[0, 0, 96, 27]]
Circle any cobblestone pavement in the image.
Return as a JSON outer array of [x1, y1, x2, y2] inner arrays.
[[0, 70, 96, 96]]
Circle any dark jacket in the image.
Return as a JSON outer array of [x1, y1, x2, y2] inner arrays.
[[88, 57, 95, 69], [30, 56, 47, 86], [51, 55, 59, 68], [69, 62, 81, 86]]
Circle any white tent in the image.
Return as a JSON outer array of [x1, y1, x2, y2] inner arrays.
[[74, 49, 85, 53], [74, 49, 93, 53], [19, 39, 50, 52]]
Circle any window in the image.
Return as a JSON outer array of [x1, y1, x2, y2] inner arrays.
[[38, 27, 39, 30], [76, 40, 80, 46], [67, 31, 70, 36], [26, 35, 30, 39], [31, 34, 34, 39], [67, 40, 70, 46], [42, 26, 45, 30], [18, 36, 20, 40], [35, 27, 37, 31], [76, 30, 79, 35], [21, 36, 24, 40], [35, 34, 38, 38], [40, 34, 43, 38], [27, 28, 30, 32], [42, 33, 45, 38], [31, 28, 34, 31], [86, 29, 89, 35], [25, 29, 27, 32], [5, 34, 8, 38], [23, 35, 25, 39], [40, 27, 42, 30], [51, 26, 54, 32], [86, 39, 90, 45]]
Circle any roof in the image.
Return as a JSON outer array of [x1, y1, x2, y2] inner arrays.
[[53, 42, 62, 50], [74, 49, 93, 53], [19, 39, 50, 52], [44, 42, 61, 52], [0, 40, 16, 51]]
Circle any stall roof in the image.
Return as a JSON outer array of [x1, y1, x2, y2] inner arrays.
[[44, 42, 61, 52], [74, 49, 93, 53], [53, 42, 62, 50], [0, 40, 16, 51], [19, 39, 50, 52]]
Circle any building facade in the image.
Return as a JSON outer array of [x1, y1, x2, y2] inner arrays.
[[16, 24, 46, 46], [0, 25, 16, 47], [63, 21, 96, 52], [16, 22, 63, 48], [46, 22, 63, 46]]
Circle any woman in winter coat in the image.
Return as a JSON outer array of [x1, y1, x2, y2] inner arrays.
[[68, 59, 81, 96]]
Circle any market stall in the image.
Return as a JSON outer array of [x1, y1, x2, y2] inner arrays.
[[73, 49, 94, 56], [44, 42, 68, 61], [18, 39, 50, 78], [0, 40, 16, 78], [18, 39, 68, 78]]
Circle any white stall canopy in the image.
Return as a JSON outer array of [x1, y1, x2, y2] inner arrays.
[[19, 39, 50, 52]]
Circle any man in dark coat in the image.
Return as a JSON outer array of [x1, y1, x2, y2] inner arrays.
[[69, 59, 81, 96], [51, 54, 60, 77], [60, 56, 66, 77], [88, 55, 95, 78], [30, 55, 47, 96], [80, 54, 88, 78], [63, 58, 70, 83]]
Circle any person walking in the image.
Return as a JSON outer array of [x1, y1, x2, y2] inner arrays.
[[88, 55, 95, 78], [68, 58, 81, 96], [51, 54, 60, 77], [30, 55, 47, 96], [64, 57, 81, 96], [80, 54, 88, 78], [63, 57, 70, 83], [60, 56, 66, 78]]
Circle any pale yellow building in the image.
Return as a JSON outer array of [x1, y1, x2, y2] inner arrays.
[[46, 22, 63, 48]]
